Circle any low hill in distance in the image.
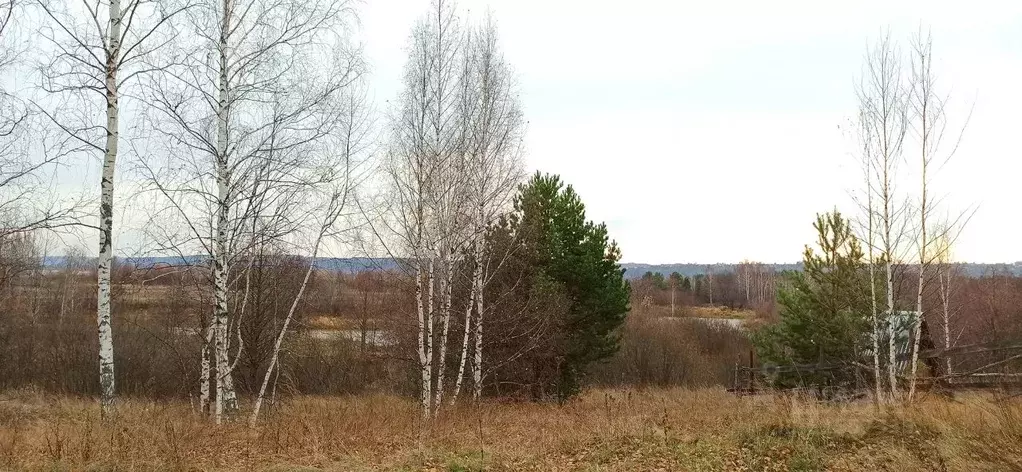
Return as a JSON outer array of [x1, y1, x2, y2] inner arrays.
[[40, 257, 1022, 279]]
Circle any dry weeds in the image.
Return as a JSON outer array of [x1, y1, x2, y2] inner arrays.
[[0, 387, 1019, 471]]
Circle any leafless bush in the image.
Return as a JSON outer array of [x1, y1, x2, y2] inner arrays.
[[591, 311, 752, 388]]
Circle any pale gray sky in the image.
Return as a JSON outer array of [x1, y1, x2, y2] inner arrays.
[[20, 0, 1022, 264], [358, 0, 1022, 264]]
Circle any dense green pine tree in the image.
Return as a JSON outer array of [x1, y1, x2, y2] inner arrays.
[[511, 172, 630, 399], [753, 210, 871, 388]]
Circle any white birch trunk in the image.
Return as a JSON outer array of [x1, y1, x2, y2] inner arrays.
[[940, 272, 952, 376], [864, 113, 883, 403], [415, 261, 429, 420], [471, 230, 485, 401], [707, 270, 714, 306], [743, 271, 750, 304], [909, 269, 924, 399], [432, 252, 454, 415], [909, 216, 926, 400], [199, 323, 213, 415], [868, 240, 882, 403], [908, 37, 932, 401], [882, 148, 898, 400], [886, 260, 897, 399], [450, 246, 478, 405], [865, 124, 883, 403], [96, 0, 122, 417], [421, 257, 436, 418], [212, 0, 238, 422]]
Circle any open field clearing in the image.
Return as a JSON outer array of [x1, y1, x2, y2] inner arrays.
[[1, 388, 1020, 471], [3, 0, 1020, 469], [684, 306, 756, 321]]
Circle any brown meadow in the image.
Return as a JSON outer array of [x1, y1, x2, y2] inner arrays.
[[1, 387, 1020, 471]]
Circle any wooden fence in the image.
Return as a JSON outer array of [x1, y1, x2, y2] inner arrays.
[[729, 340, 1022, 397]]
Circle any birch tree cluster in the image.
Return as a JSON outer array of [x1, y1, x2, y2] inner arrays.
[[3, 0, 369, 422], [4, 0, 548, 424], [384, 0, 525, 419], [854, 29, 969, 403], [132, 0, 368, 423], [735, 261, 776, 308]]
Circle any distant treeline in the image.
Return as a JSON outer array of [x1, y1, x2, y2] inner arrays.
[[41, 257, 1022, 279], [42, 256, 404, 274], [625, 263, 1022, 279]]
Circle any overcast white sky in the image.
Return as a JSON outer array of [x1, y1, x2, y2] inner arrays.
[[22, 0, 1022, 264], [355, 0, 1022, 264]]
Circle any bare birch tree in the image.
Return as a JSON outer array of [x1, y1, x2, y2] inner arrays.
[[857, 32, 910, 401], [453, 14, 523, 405], [906, 29, 971, 399], [136, 0, 364, 422], [906, 31, 937, 400], [854, 103, 884, 403], [735, 261, 772, 306], [248, 77, 372, 427], [932, 229, 962, 377], [35, 0, 187, 415]]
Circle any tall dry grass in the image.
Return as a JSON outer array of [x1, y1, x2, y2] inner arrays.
[[1, 387, 1020, 471]]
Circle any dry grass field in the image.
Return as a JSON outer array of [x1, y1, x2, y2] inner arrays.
[[1, 388, 1021, 471], [684, 306, 756, 320]]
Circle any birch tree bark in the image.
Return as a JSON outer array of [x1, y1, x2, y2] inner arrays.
[[471, 240, 485, 400], [432, 252, 454, 414], [93, 0, 123, 418], [670, 273, 678, 316], [706, 266, 714, 306], [425, 256, 436, 413], [199, 323, 213, 414], [210, 0, 238, 421], [450, 246, 478, 404], [415, 262, 430, 418], [934, 241, 959, 377]]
